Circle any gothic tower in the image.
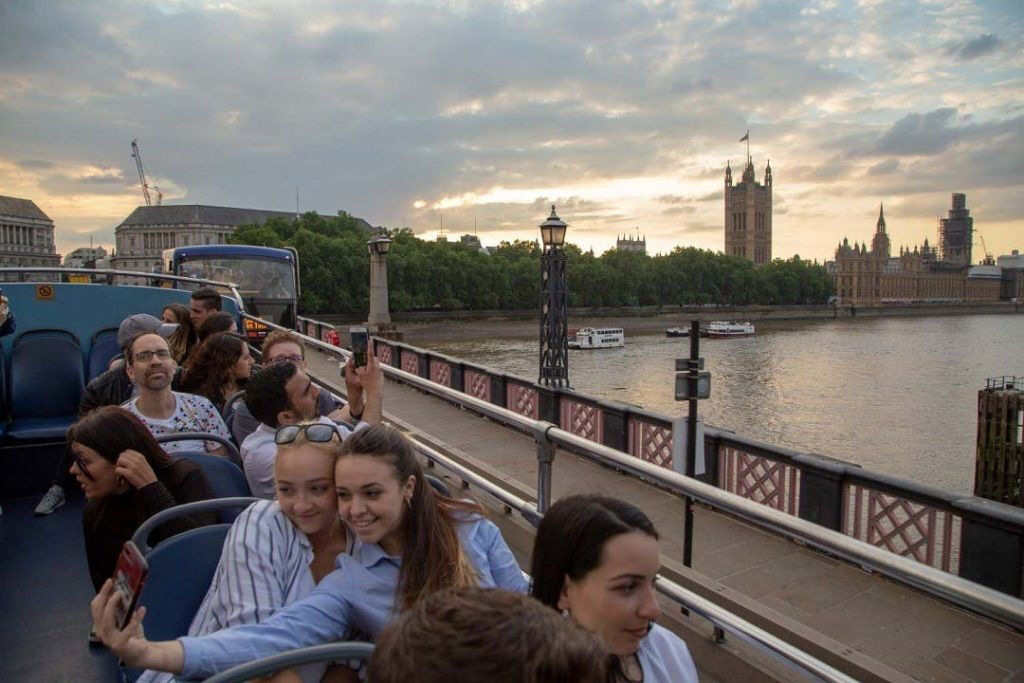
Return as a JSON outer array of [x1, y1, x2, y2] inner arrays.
[[870, 203, 890, 259], [724, 156, 772, 264]]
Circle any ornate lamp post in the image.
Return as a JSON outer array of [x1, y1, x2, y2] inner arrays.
[[367, 232, 401, 340], [538, 205, 568, 387]]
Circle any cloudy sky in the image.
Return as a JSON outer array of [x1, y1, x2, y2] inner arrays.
[[1, 0, 1021, 262]]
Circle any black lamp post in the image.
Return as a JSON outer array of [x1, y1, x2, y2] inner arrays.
[[538, 205, 568, 388]]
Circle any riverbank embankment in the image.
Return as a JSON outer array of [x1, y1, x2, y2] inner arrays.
[[317, 301, 1022, 341]]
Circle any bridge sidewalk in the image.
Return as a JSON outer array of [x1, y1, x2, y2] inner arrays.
[[305, 352, 1024, 682]]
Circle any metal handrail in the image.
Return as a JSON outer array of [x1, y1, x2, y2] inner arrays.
[[244, 313, 1024, 631], [0, 267, 246, 313], [202, 642, 375, 683], [131, 497, 259, 554]]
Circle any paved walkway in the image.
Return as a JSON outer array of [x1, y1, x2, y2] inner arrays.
[[306, 350, 1024, 682]]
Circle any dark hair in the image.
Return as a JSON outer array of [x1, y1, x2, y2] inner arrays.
[[190, 286, 222, 312], [197, 311, 236, 342], [163, 303, 197, 362], [530, 496, 659, 683], [339, 424, 483, 611], [67, 406, 173, 481], [181, 332, 248, 409], [370, 587, 608, 683], [244, 360, 300, 428]]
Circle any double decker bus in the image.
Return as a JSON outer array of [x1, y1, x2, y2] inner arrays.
[[162, 244, 299, 343]]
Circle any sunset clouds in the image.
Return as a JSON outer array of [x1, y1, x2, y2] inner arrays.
[[0, 0, 1021, 260]]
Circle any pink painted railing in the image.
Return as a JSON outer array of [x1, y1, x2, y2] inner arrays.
[[429, 359, 451, 387], [376, 343, 393, 365], [560, 398, 603, 444], [719, 446, 801, 516], [464, 369, 491, 402], [506, 383, 539, 419], [843, 483, 961, 574], [627, 416, 673, 469], [401, 351, 419, 376]]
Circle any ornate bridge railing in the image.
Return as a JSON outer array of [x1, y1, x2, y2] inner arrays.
[[361, 335, 1024, 599]]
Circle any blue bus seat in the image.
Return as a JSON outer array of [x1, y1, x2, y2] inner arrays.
[[7, 330, 84, 440], [173, 451, 252, 519], [87, 328, 120, 380], [203, 643, 375, 683]]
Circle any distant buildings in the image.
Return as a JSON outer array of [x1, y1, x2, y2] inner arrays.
[[63, 246, 107, 269], [724, 157, 772, 264], [831, 201, 1022, 305], [0, 195, 61, 268], [110, 204, 300, 272], [616, 234, 647, 255], [938, 193, 973, 267]]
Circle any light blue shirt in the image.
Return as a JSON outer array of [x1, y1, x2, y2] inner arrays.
[[638, 623, 699, 683], [179, 515, 527, 678]]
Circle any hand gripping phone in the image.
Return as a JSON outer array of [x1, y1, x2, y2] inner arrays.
[[349, 326, 369, 368], [112, 541, 149, 629]]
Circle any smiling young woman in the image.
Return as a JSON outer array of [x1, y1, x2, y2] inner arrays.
[[91, 424, 528, 679], [529, 495, 698, 683]]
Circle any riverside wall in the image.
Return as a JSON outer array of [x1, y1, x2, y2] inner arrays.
[[318, 300, 1022, 326]]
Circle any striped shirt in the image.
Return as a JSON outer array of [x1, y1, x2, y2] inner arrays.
[[139, 499, 351, 683], [179, 515, 528, 678]]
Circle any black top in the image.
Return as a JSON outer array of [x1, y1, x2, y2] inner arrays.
[[81, 458, 217, 591]]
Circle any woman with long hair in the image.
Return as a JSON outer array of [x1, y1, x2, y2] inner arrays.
[[196, 311, 237, 342], [138, 423, 355, 683], [161, 303, 197, 363], [530, 495, 698, 683], [180, 332, 253, 411], [91, 424, 527, 678], [68, 406, 216, 591]]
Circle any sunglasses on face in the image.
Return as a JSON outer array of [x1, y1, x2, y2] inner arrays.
[[274, 422, 339, 445]]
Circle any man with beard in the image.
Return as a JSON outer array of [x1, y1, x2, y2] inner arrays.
[[122, 333, 231, 457], [240, 356, 382, 499]]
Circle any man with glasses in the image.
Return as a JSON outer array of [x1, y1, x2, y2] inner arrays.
[[122, 333, 231, 456], [240, 351, 383, 499], [230, 330, 364, 444]]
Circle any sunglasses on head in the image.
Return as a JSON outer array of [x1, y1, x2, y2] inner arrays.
[[274, 422, 339, 445]]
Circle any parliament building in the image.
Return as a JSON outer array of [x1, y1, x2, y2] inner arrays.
[[724, 157, 772, 264], [831, 197, 1022, 305]]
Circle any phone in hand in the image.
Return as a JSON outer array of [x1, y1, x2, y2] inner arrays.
[[349, 326, 369, 368], [112, 541, 149, 629]]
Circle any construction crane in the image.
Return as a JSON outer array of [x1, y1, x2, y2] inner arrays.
[[979, 234, 994, 265], [130, 139, 162, 206]]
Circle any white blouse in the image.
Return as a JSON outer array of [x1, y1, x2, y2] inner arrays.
[[637, 623, 700, 683]]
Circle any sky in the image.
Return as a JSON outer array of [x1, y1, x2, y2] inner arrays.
[[1, 0, 1022, 263]]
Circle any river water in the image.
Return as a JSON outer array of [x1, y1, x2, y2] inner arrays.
[[419, 314, 1023, 495]]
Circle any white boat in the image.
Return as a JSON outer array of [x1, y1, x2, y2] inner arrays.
[[568, 327, 625, 349], [704, 321, 755, 338], [666, 327, 690, 337]]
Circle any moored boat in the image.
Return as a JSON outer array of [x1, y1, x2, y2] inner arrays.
[[704, 321, 755, 338], [568, 327, 625, 349], [665, 326, 690, 337]]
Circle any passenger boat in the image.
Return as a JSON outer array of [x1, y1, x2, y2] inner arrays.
[[703, 321, 755, 338], [665, 326, 690, 337], [567, 327, 625, 349]]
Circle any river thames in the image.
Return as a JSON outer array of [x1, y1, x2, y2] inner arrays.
[[409, 313, 1023, 495]]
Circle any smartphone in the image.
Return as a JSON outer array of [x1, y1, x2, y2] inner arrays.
[[350, 326, 369, 368], [112, 541, 149, 629]]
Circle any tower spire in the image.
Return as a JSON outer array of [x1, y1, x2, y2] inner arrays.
[[877, 203, 886, 232]]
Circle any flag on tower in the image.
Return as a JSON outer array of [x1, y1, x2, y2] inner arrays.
[[739, 131, 749, 142]]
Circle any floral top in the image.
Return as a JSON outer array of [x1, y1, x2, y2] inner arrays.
[[123, 391, 232, 453]]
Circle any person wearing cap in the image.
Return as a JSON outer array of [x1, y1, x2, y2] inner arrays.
[[34, 313, 181, 517]]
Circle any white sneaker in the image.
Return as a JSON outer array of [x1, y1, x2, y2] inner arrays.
[[34, 485, 66, 516]]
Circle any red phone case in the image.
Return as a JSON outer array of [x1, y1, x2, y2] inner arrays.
[[113, 541, 149, 629]]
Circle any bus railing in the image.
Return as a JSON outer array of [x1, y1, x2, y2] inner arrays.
[[0, 267, 246, 313], [244, 312, 1024, 633]]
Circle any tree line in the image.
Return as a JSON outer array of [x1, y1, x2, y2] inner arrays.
[[231, 212, 834, 314]]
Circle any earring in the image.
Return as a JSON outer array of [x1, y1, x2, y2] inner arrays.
[[561, 608, 570, 618]]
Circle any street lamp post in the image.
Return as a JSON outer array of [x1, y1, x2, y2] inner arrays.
[[538, 205, 568, 388], [367, 232, 401, 340]]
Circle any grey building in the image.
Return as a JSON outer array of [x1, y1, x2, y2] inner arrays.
[[616, 234, 647, 255], [0, 195, 61, 267], [111, 204, 299, 272], [63, 246, 108, 268], [938, 193, 973, 267]]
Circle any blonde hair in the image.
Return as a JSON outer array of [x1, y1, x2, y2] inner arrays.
[[275, 421, 345, 463]]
